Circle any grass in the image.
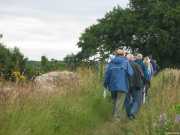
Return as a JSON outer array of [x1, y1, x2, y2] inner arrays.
[[0, 68, 179, 135]]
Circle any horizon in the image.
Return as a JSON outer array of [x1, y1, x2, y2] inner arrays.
[[0, 0, 129, 61]]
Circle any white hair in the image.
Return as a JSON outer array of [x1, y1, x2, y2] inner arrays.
[[127, 54, 134, 61], [136, 54, 143, 60]]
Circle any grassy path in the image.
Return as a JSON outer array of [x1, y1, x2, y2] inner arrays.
[[0, 69, 179, 135]]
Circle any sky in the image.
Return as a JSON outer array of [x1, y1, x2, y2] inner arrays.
[[0, 0, 129, 60]]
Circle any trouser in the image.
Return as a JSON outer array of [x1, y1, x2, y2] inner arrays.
[[143, 80, 151, 104], [125, 87, 142, 117], [145, 80, 151, 95], [111, 91, 126, 119]]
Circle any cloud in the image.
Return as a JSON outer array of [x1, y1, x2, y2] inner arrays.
[[0, 0, 129, 60]]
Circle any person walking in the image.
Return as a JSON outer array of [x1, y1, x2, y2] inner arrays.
[[143, 57, 153, 94], [104, 49, 134, 120], [149, 55, 159, 75], [135, 54, 150, 103], [125, 54, 145, 119]]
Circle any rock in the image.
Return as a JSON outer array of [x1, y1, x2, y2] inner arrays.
[[34, 71, 79, 91]]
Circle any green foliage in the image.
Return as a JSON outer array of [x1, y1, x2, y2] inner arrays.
[[40, 56, 65, 73], [63, 53, 79, 70], [25, 58, 66, 79], [25, 61, 42, 79], [41, 56, 51, 72], [0, 43, 27, 80], [0, 42, 65, 80], [129, 0, 180, 68], [77, 1, 180, 68]]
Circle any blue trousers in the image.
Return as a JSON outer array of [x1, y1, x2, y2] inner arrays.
[[125, 88, 142, 117]]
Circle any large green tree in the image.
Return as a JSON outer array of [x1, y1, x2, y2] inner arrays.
[[129, 0, 180, 67], [77, 7, 135, 60], [76, 1, 180, 68]]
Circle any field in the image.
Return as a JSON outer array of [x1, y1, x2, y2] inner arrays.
[[0, 68, 179, 135]]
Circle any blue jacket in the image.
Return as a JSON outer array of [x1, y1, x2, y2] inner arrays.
[[104, 56, 134, 93], [150, 59, 158, 74], [145, 64, 153, 81]]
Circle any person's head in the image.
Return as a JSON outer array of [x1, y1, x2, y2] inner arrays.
[[127, 54, 134, 61], [143, 56, 151, 66], [136, 53, 143, 60], [115, 49, 125, 56], [124, 51, 129, 56], [149, 55, 153, 60]]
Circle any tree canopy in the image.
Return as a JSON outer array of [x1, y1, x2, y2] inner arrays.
[[76, 0, 180, 68]]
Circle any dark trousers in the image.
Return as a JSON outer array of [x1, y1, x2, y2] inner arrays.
[[142, 80, 151, 104], [125, 87, 142, 117]]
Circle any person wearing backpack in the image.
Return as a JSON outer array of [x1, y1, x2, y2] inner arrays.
[[134, 54, 148, 104], [125, 54, 145, 119], [104, 49, 134, 120]]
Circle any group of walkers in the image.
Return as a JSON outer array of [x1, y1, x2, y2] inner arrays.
[[104, 49, 158, 120]]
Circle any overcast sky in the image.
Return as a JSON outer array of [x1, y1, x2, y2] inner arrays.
[[0, 0, 129, 60]]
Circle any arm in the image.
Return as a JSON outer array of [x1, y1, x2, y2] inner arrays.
[[127, 62, 134, 77]]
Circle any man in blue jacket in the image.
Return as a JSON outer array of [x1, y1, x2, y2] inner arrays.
[[104, 49, 134, 120]]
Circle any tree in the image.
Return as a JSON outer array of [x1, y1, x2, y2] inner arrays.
[[41, 56, 50, 72], [76, 1, 180, 68], [0, 43, 28, 80], [77, 7, 137, 62], [64, 53, 79, 70], [129, 0, 180, 67], [11, 47, 27, 73]]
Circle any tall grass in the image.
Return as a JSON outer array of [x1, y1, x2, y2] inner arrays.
[[0, 68, 179, 135], [93, 69, 180, 135]]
